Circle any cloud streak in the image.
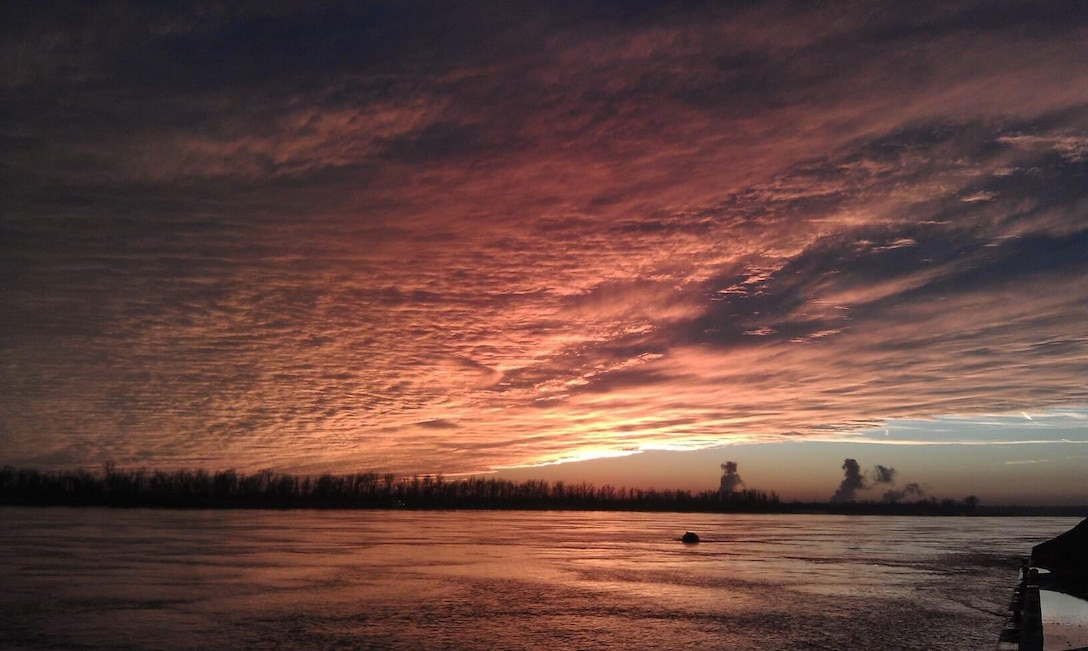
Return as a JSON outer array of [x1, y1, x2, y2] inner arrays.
[[1, 1, 1086, 476]]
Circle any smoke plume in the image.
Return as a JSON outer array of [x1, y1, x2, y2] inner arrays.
[[883, 482, 925, 503], [830, 458, 866, 502], [719, 461, 744, 497], [872, 464, 897, 485]]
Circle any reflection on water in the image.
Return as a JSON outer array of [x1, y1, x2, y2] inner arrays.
[[0, 508, 1078, 651]]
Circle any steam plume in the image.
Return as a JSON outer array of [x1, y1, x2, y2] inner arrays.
[[830, 458, 866, 502], [883, 482, 925, 503], [719, 461, 744, 497]]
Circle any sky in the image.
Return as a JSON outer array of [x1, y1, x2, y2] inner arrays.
[[2, 1, 1087, 504]]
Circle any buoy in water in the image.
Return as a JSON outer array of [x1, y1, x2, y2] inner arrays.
[[681, 531, 700, 544]]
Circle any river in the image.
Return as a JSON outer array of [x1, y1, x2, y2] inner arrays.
[[0, 508, 1081, 650]]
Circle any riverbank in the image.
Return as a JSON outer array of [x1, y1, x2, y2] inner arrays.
[[3, 466, 1084, 515]]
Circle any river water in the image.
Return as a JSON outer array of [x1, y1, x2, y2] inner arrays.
[[0, 508, 1081, 650]]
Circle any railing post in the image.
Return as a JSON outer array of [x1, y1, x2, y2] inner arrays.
[[1018, 570, 1043, 651]]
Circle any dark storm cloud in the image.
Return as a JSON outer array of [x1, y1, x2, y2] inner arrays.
[[1, 1, 1086, 474]]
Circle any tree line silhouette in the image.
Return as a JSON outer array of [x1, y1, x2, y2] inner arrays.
[[0, 464, 778, 511], [2, 465, 1082, 515]]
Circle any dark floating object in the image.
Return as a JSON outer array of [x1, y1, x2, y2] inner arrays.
[[681, 531, 700, 544]]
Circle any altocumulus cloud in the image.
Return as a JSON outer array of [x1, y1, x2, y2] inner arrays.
[[1, 1, 1086, 475]]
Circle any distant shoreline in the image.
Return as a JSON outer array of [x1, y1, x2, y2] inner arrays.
[[2, 502, 1085, 517], [3, 466, 1084, 516]]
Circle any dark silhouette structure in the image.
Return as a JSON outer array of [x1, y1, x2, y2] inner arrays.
[[1032, 517, 1088, 599], [1001, 519, 1088, 649], [999, 559, 1044, 650], [681, 531, 700, 544]]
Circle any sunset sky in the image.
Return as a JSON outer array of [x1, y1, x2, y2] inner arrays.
[[2, 1, 1086, 504]]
